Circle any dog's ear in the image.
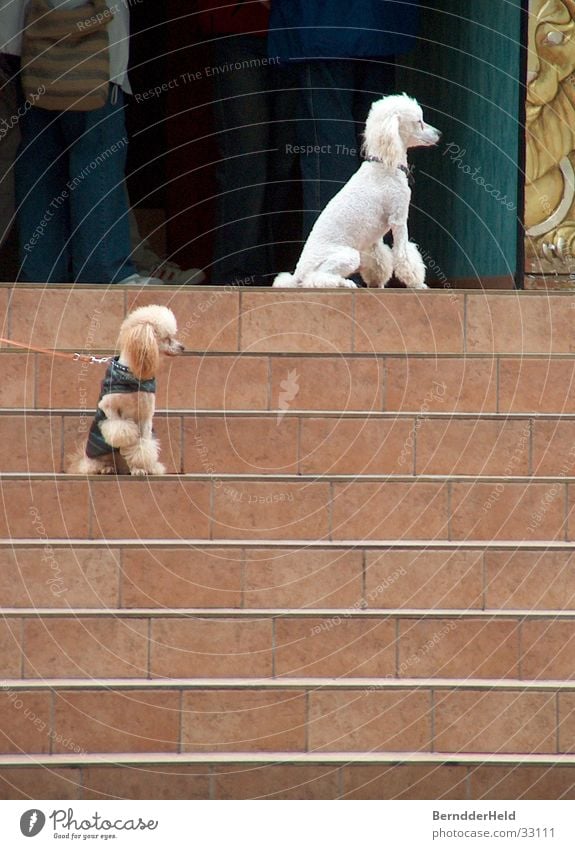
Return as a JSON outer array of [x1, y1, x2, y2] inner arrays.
[[120, 322, 159, 380], [363, 110, 404, 167]]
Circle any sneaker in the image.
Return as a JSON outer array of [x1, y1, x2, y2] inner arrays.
[[116, 274, 164, 286], [150, 261, 206, 285], [134, 241, 205, 285]]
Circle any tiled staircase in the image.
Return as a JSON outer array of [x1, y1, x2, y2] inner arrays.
[[1, 283, 575, 800]]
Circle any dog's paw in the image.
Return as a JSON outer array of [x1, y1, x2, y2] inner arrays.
[[129, 467, 149, 476]]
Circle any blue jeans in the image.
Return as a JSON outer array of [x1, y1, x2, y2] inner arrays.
[[16, 86, 136, 283], [294, 60, 396, 237], [211, 36, 300, 283]]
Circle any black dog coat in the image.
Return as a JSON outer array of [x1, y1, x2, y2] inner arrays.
[[86, 357, 156, 458]]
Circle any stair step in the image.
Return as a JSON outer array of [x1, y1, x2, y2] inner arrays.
[[3, 474, 574, 541], [3, 285, 575, 355], [1, 754, 574, 799], [4, 409, 575, 476], [1, 681, 574, 756], [5, 349, 575, 414], [1, 610, 572, 680], [1, 543, 574, 612]]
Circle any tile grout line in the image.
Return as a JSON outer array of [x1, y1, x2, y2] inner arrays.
[[147, 618, 152, 679], [60, 414, 65, 473], [20, 617, 25, 680], [271, 616, 276, 678], [118, 547, 124, 609], [305, 690, 310, 753], [381, 356, 387, 412], [462, 292, 468, 355], [430, 687, 435, 753], [178, 689, 184, 755], [49, 688, 55, 756], [240, 547, 246, 610], [209, 765, 215, 801], [556, 691, 561, 755], [237, 289, 243, 354], [517, 619, 523, 681]]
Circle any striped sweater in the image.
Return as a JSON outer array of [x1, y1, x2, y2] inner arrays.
[[21, 0, 114, 110]]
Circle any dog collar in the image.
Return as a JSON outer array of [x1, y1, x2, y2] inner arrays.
[[363, 157, 415, 186]]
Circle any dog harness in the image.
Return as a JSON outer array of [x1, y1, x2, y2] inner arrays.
[[86, 356, 156, 459]]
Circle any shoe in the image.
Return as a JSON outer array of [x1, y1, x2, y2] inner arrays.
[[116, 274, 164, 286], [134, 242, 205, 285]]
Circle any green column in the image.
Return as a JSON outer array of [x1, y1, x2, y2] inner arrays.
[[398, 0, 523, 283]]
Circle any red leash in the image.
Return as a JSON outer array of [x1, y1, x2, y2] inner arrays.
[[0, 336, 112, 364]]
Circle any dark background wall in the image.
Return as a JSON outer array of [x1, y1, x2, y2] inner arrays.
[[399, 0, 524, 283], [127, 0, 525, 283]]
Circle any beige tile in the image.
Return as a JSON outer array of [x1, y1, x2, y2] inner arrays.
[[466, 294, 575, 354], [451, 481, 566, 541], [341, 764, 468, 799], [417, 418, 530, 476], [241, 291, 354, 353], [435, 690, 556, 753], [309, 690, 431, 751], [214, 764, 340, 799], [385, 357, 496, 413], [0, 548, 120, 608], [522, 621, 575, 679], [332, 481, 449, 540], [275, 618, 395, 677], [10, 289, 124, 349], [150, 618, 273, 678], [469, 765, 575, 800], [366, 549, 483, 609], [499, 360, 575, 414], [399, 620, 520, 678], [122, 547, 242, 608], [212, 481, 330, 540], [485, 550, 575, 610], [184, 416, 298, 474], [181, 690, 306, 752], [270, 356, 383, 411], [127, 289, 240, 352], [355, 290, 465, 353], [300, 416, 414, 475], [244, 548, 363, 609], [0, 692, 51, 754], [82, 765, 211, 800], [54, 690, 180, 753], [23, 618, 148, 678], [89, 480, 211, 540]]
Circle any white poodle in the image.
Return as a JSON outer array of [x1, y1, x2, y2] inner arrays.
[[68, 305, 184, 476], [273, 94, 441, 289]]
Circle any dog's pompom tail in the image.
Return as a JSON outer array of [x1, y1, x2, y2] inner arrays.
[[272, 272, 298, 288], [66, 445, 100, 475], [65, 444, 87, 474], [99, 418, 140, 448], [394, 242, 428, 290]]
